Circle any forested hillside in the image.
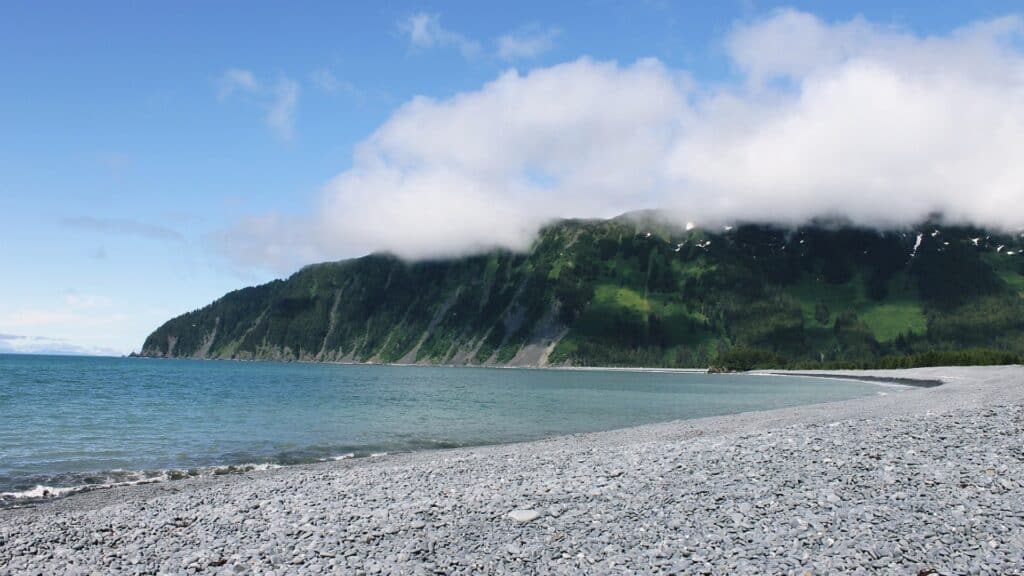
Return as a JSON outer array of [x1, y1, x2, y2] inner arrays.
[[140, 214, 1024, 369]]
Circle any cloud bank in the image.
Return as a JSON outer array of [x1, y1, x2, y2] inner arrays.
[[221, 10, 1024, 270]]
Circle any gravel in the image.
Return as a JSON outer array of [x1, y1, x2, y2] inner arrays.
[[1, 366, 1022, 575]]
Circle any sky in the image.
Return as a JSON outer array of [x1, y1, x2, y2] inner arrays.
[[2, 1, 1022, 355]]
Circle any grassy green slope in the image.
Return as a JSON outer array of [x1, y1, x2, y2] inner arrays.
[[141, 215, 1024, 368]]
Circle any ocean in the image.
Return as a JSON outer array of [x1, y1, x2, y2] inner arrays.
[[0, 354, 883, 506]]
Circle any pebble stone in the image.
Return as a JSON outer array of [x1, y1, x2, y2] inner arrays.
[[1, 366, 1022, 575], [508, 510, 542, 523]]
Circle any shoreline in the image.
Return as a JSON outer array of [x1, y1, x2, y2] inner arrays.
[[0, 367, 983, 511], [127, 353, 1011, 389], [132, 353, 716, 372], [759, 370, 943, 388], [0, 368, 897, 510], [126, 351, 984, 381], [2, 366, 1022, 573]]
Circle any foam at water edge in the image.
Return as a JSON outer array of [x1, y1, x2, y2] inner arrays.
[[1, 484, 80, 500], [0, 462, 284, 507]]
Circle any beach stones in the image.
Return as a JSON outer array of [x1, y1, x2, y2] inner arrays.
[[507, 509, 541, 523], [2, 367, 1023, 575]]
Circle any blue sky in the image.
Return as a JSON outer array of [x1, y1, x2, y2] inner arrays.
[[2, 1, 1022, 355]]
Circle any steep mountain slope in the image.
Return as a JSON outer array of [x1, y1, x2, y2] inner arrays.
[[140, 215, 1024, 368]]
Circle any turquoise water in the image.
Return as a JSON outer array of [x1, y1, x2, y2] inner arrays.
[[0, 354, 883, 505]]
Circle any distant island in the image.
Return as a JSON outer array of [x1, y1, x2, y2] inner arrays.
[[140, 213, 1024, 370]]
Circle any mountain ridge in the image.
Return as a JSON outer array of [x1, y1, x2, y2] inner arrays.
[[140, 215, 1024, 369]]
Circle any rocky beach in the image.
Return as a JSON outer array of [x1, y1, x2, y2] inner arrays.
[[1, 365, 1022, 575]]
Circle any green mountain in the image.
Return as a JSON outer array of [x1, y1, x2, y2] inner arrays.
[[140, 214, 1024, 369]]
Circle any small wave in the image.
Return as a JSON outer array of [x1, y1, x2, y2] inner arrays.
[[0, 474, 167, 506], [0, 447, 412, 508], [0, 462, 283, 508], [1, 484, 80, 500]]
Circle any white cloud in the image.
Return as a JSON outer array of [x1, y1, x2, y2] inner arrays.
[[267, 78, 299, 141], [497, 26, 560, 60], [315, 58, 686, 260], [62, 216, 182, 241], [666, 11, 1024, 229], [0, 333, 120, 356], [218, 10, 1024, 270], [218, 68, 260, 100], [310, 68, 359, 98], [0, 293, 165, 355], [210, 213, 324, 274], [218, 69, 299, 141], [399, 12, 481, 58], [63, 292, 114, 310], [310, 68, 340, 92], [0, 297, 126, 354], [2, 292, 119, 330]]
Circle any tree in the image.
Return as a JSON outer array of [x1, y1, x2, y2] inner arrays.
[[814, 302, 831, 325]]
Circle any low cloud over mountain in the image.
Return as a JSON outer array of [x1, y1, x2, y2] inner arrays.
[[218, 9, 1024, 271]]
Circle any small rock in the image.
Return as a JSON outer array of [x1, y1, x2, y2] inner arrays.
[[508, 509, 541, 523]]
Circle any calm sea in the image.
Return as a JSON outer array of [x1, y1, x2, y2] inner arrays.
[[0, 354, 884, 506]]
